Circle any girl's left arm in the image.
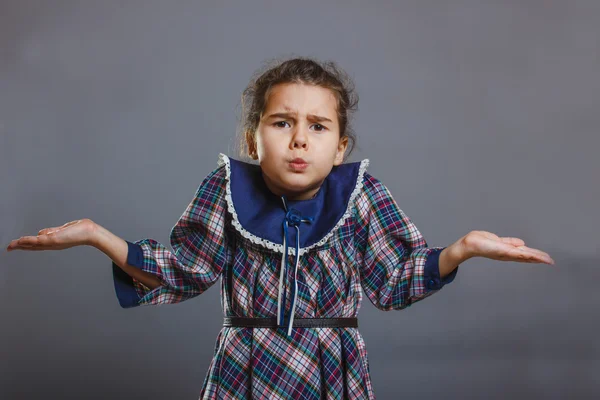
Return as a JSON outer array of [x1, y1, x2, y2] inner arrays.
[[354, 173, 554, 312], [355, 174, 460, 311]]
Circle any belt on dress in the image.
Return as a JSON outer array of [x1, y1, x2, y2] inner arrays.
[[223, 317, 358, 328]]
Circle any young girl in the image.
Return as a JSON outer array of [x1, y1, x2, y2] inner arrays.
[[6, 57, 554, 399]]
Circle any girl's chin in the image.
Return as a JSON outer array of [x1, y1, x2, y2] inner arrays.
[[262, 171, 323, 199], [277, 180, 320, 199], [280, 177, 315, 190]]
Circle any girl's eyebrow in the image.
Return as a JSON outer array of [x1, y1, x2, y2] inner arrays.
[[265, 112, 333, 123]]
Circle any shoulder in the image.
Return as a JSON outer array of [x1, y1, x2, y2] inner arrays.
[[203, 162, 228, 185], [187, 163, 228, 216], [357, 172, 395, 206], [354, 171, 406, 233], [195, 162, 228, 195], [362, 172, 384, 192]]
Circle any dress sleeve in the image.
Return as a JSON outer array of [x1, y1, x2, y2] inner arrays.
[[354, 173, 458, 311], [111, 165, 230, 308]]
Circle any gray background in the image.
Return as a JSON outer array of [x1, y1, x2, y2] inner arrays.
[[1, 1, 599, 399]]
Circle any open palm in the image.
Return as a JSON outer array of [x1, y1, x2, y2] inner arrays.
[[463, 230, 554, 265], [6, 219, 98, 252]]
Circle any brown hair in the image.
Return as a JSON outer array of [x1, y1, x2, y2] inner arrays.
[[238, 56, 358, 161]]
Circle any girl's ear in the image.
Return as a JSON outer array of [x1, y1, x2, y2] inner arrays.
[[245, 130, 258, 160], [333, 136, 349, 166]]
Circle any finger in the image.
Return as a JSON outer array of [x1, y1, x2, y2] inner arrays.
[[11, 233, 64, 250], [39, 227, 61, 235], [10, 241, 56, 250], [517, 246, 555, 264], [10, 246, 48, 251], [482, 242, 541, 263], [7, 239, 24, 249], [7, 238, 33, 250], [519, 245, 553, 260], [476, 231, 500, 240], [16, 236, 42, 246], [62, 220, 82, 228], [493, 242, 554, 264], [28, 234, 58, 244], [17, 245, 44, 250], [8, 244, 39, 251], [510, 247, 554, 264], [500, 237, 525, 246], [17, 236, 57, 248], [38, 220, 81, 235], [33, 234, 57, 246]]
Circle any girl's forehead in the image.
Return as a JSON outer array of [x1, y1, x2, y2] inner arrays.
[[264, 83, 337, 115]]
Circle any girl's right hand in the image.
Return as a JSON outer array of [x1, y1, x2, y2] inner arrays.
[[6, 219, 98, 252]]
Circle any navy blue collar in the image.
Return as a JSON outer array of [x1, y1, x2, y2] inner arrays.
[[219, 154, 368, 252]]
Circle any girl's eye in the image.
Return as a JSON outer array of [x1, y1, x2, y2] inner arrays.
[[272, 121, 326, 131]]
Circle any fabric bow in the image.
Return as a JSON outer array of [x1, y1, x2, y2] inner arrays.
[[277, 196, 314, 336]]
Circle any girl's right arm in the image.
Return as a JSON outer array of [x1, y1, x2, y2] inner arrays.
[[5, 218, 162, 291], [7, 164, 230, 308]]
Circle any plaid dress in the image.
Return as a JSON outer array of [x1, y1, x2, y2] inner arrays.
[[112, 154, 458, 399]]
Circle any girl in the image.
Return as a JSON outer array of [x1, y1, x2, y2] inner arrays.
[[6, 57, 554, 399]]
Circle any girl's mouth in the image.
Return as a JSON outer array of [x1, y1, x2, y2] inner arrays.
[[289, 158, 308, 171]]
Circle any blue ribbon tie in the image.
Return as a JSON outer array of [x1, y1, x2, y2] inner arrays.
[[277, 196, 314, 336]]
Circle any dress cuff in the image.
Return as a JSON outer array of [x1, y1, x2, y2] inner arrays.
[[423, 247, 459, 291], [125, 240, 144, 267], [111, 241, 144, 308]]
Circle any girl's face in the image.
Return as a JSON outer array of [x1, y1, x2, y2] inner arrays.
[[248, 83, 348, 201]]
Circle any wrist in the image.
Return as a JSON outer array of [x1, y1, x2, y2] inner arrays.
[[89, 222, 109, 250], [439, 242, 466, 278], [447, 238, 473, 264]]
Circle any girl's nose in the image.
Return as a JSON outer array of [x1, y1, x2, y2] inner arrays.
[[292, 139, 307, 149], [290, 129, 308, 149]]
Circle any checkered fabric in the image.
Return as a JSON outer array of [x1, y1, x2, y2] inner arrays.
[[120, 163, 456, 399]]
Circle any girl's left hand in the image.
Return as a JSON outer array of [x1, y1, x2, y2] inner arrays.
[[461, 230, 555, 265]]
